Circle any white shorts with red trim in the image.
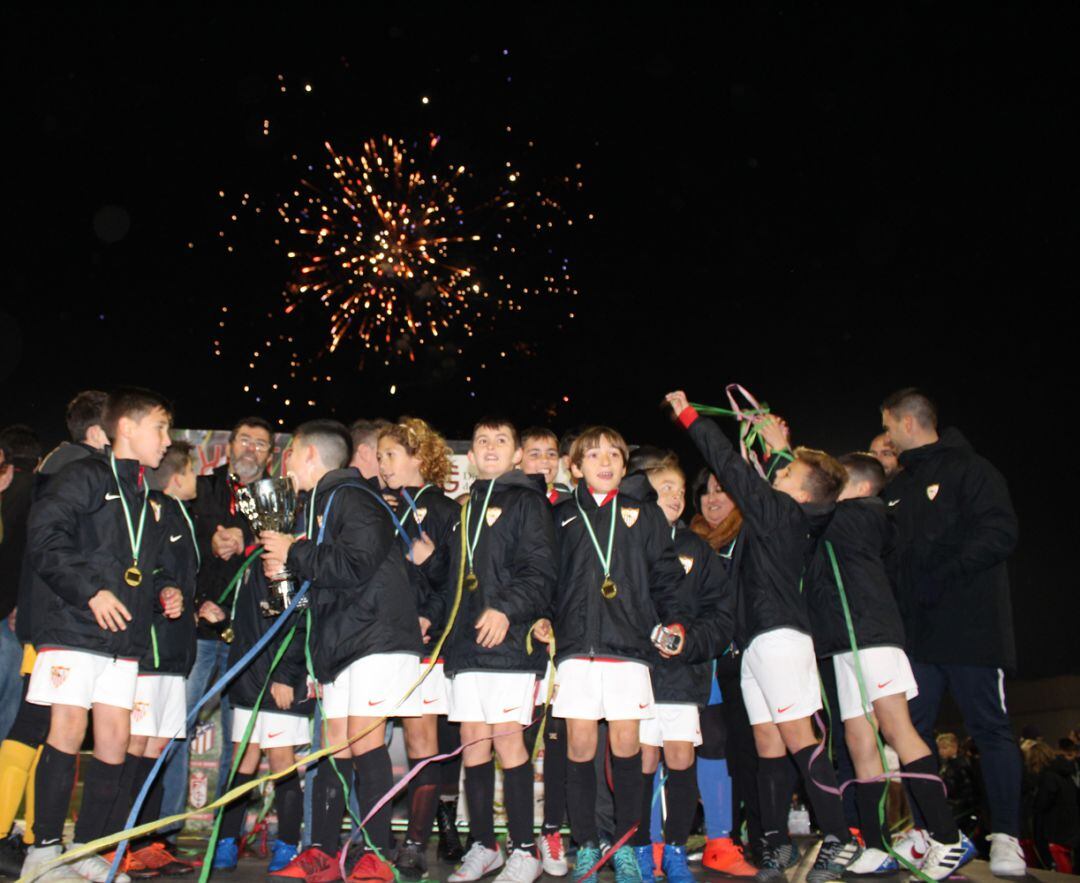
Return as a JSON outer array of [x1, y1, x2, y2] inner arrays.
[[27, 648, 138, 710], [419, 658, 449, 716], [740, 628, 822, 726], [639, 703, 702, 747], [321, 652, 423, 719], [552, 658, 655, 721], [130, 674, 186, 739], [232, 707, 310, 748], [833, 646, 918, 721], [447, 671, 537, 725]]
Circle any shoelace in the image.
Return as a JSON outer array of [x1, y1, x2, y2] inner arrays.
[[543, 833, 564, 860]]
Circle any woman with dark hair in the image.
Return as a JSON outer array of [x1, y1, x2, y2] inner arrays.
[[689, 470, 742, 555]]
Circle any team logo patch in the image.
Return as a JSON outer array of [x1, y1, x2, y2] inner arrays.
[[621, 507, 640, 528], [486, 507, 502, 526], [149, 499, 162, 522], [189, 771, 208, 809], [192, 721, 215, 756], [50, 665, 70, 688], [414, 507, 428, 524], [316, 515, 323, 529], [679, 555, 694, 575], [132, 701, 149, 723], [926, 483, 940, 501]]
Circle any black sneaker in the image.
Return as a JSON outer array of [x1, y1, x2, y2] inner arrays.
[[436, 800, 465, 863], [395, 840, 428, 881], [0, 833, 27, 879], [753, 840, 798, 883], [806, 836, 862, 883]]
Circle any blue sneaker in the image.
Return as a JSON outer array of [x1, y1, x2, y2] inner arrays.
[[573, 844, 602, 883], [847, 847, 900, 875], [268, 841, 299, 873], [661, 845, 695, 883], [632, 845, 657, 883], [212, 837, 239, 872], [612, 846, 644, 883]]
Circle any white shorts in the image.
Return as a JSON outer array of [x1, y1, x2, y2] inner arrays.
[[535, 664, 554, 707], [833, 646, 918, 721], [740, 629, 822, 726], [640, 703, 702, 747], [321, 653, 423, 719], [419, 658, 449, 716], [448, 671, 537, 725], [552, 658, 655, 721], [131, 674, 187, 739], [232, 707, 310, 748], [27, 649, 138, 710]]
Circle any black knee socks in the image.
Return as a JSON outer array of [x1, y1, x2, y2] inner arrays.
[[856, 780, 887, 850], [792, 745, 848, 842], [98, 754, 141, 841], [631, 771, 656, 847], [354, 748, 394, 852], [405, 756, 440, 843], [219, 771, 255, 841], [74, 757, 126, 844], [566, 759, 598, 845], [611, 753, 643, 842], [758, 754, 799, 847], [34, 745, 77, 847], [664, 762, 698, 847], [541, 713, 567, 833], [437, 717, 462, 800], [503, 761, 536, 852], [132, 755, 163, 850], [311, 760, 347, 853], [274, 773, 303, 846], [902, 755, 959, 843], [464, 761, 496, 850]]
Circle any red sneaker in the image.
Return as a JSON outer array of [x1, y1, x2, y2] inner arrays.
[[652, 842, 665, 878], [270, 846, 337, 880], [307, 852, 348, 883], [103, 849, 160, 880], [130, 843, 195, 877], [347, 852, 395, 883], [702, 838, 757, 877]]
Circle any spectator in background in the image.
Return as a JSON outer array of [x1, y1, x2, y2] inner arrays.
[[348, 418, 391, 483], [937, 733, 981, 840], [1024, 740, 1079, 873], [868, 433, 900, 483]]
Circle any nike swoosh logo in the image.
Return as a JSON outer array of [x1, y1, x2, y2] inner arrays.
[[776, 703, 795, 714], [368, 699, 385, 706], [877, 680, 893, 689], [639, 703, 650, 709], [267, 731, 284, 739], [170, 534, 183, 543], [888, 499, 900, 507], [423, 698, 439, 705], [501, 706, 520, 713], [560, 516, 578, 527], [105, 493, 121, 501], [911, 846, 926, 860]]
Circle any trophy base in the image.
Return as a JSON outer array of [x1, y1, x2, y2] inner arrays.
[[260, 576, 307, 617]]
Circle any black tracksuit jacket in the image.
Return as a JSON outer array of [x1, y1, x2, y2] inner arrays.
[[441, 470, 557, 676], [804, 496, 905, 657], [682, 412, 831, 648], [650, 524, 737, 704], [139, 495, 199, 676], [887, 428, 1018, 670], [287, 468, 422, 684], [28, 452, 175, 660], [552, 474, 688, 667]]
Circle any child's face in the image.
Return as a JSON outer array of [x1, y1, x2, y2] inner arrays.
[[836, 473, 871, 502], [771, 460, 812, 503], [647, 468, 685, 526], [377, 437, 423, 489], [468, 425, 522, 480], [571, 436, 626, 494], [170, 462, 198, 501], [286, 438, 321, 491], [521, 436, 559, 485], [122, 406, 172, 469], [699, 474, 735, 527]]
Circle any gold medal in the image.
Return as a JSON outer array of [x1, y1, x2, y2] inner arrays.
[[124, 566, 143, 587], [221, 627, 235, 644], [601, 577, 617, 599], [464, 572, 479, 592]]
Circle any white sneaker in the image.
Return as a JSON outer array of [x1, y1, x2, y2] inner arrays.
[[65, 846, 131, 883], [917, 834, 975, 881], [892, 828, 930, 870], [20, 845, 84, 883], [449, 842, 505, 883], [988, 833, 1026, 877], [494, 848, 543, 883], [846, 847, 900, 875], [538, 832, 569, 876]]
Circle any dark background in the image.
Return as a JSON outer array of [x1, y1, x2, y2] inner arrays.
[[3, 6, 1078, 677]]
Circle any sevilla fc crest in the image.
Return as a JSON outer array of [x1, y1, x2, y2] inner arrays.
[[414, 507, 428, 525], [189, 771, 208, 809], [150, 499, 162, 523], [926, 484, 940, 501], [132, 701, 149, 723], [679, 555, 694, 575], [486, 507, 502, 526], [621, 507, 640, 528], [50, 666, 70, 688]]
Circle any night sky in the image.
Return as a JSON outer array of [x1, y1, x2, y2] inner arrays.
[[3, 6, 1078, 677]]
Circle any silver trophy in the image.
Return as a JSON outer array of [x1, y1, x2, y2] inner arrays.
[[235, 477, 306, 617]]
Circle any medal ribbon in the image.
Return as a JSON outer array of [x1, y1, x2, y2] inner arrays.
[[575, 491, 618, 582], [400, 484, 432, 531], [110, 451, 149, 572], [464, 479, 497, 576]]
